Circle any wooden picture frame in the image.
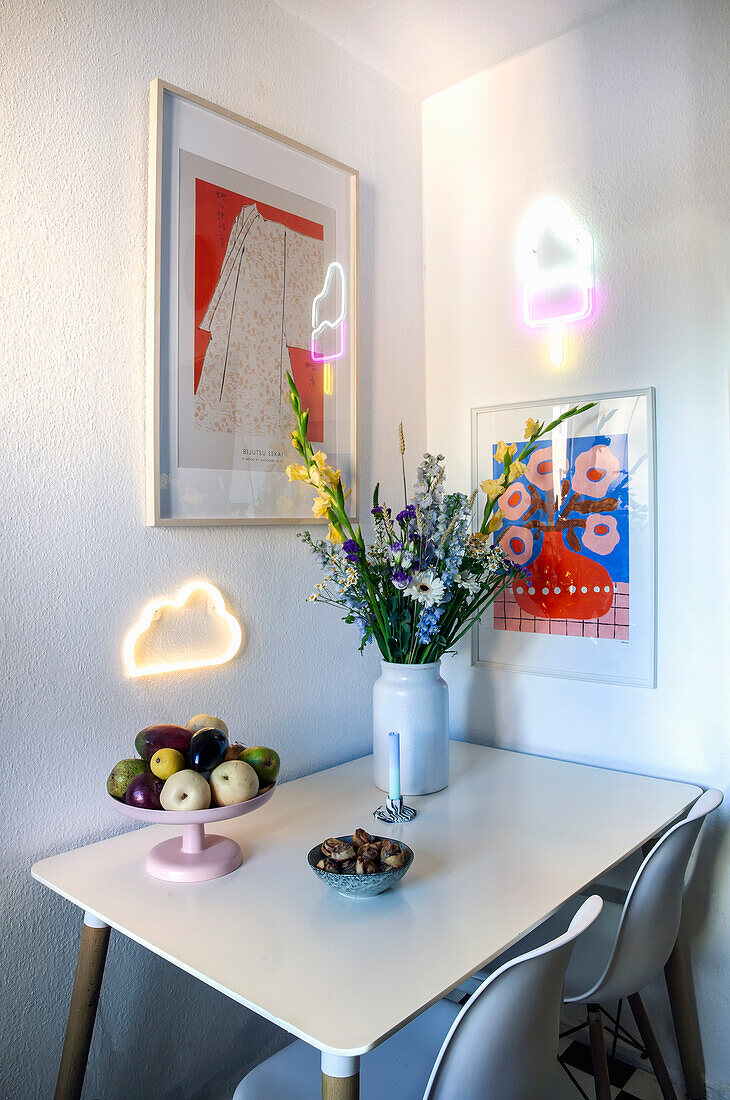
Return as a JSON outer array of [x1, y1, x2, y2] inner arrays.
[[146, 79, 359, 526]]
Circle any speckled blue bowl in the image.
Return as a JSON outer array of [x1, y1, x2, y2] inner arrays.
[[307, 835, 414, 899]]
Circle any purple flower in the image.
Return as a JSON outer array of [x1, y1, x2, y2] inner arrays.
[[371, 506, 392, 517], [342, 538, 360, 564], [391, 540, 403, 552], [396, 505, 416, 524], [391, 567, 410, 590]]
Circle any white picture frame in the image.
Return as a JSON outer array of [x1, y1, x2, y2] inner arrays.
[[146, 80, 358, 525], [471, 388, 656, 687]]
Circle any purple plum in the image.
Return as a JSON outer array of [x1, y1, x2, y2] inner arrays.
[[125, 772, 163, 810]]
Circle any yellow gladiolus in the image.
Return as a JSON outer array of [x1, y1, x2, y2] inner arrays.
[[479, 477, 505, 500], [507, 460, 528, 484], [327, 523, 343, 544], [312, 450, 341, 488], [486, 508, 505, 534], [285, 463, 309, 483], [494, 441, 517, 465], [312, 492, 330, 518], [524, 417, 539, 440]]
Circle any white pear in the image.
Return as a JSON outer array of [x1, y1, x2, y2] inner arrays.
[[209, 760, 259, 806], [186, 713, 229, 736], [160, 769, 211, 811]]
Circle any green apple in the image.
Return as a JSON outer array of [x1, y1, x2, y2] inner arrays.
[[107, 758, 149, 799], [186, 713, 229, 736], [239, 746, 280, 787]]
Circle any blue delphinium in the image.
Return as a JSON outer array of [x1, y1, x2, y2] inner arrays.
[[417, 605, 444, 644]]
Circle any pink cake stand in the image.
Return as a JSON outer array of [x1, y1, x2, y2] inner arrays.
[[109, 783, 276, 883]]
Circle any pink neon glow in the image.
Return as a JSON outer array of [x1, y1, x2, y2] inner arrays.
[[519, 198, 595, 366], [311, 321, 347, 364]]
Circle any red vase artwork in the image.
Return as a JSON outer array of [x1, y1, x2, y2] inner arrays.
[[493, 437, 629, 640]]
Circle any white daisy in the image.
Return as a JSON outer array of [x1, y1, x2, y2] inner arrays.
[[454, 572, 480, 595], [407, 571, 445, 607]]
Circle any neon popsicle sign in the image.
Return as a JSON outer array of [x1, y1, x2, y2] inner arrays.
[[311, 262, 346, 396], [519, 198, 594, 367]]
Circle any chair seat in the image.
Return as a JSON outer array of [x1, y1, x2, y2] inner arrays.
[[233, 999, 461, 1100], [471, 896, 623, 1003]]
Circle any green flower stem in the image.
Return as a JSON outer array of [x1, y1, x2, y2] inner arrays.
[[478, 402, 596, 535]]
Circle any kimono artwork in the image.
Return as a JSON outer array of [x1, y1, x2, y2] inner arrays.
[[195, 204, 324, 439]]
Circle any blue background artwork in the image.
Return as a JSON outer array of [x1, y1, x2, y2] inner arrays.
[[492, 433, 629, 583]]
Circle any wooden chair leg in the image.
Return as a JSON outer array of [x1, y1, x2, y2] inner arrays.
[[628, 992, 678, 1100], [54, 913, 110, 1100], [665, 934, 706, 1099], [587, 1004, 612, 1100]]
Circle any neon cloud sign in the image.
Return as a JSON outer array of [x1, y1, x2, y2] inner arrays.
[[123, 581, 242, 677], [311, 261, 347, 367], [519, 197, 595, 367]]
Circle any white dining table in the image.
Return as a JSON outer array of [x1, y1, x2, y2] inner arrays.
[[32, 742, 704, 1100]]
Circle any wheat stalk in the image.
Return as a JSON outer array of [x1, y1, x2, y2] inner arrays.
[[398, 422, 408, 508]]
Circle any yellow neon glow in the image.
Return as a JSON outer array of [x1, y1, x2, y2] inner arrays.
[[123, 581, 242, 677], [323, 362, 333, 395]]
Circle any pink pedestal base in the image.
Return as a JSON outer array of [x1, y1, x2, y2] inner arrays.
[[145, 824, 242, 882], [109, 782, 276, 883]]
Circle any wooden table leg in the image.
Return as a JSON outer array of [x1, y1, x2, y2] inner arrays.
[[321, 1053, 360, 1100], [54, 911, 110, 1100], [665, 933, 706, 1099]]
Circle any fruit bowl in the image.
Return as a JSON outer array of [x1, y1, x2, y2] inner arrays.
[[109, 782, 276, 883], [307, 835, 414, 899]]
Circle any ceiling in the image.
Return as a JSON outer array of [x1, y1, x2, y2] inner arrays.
[[274, 0, 628, 99]]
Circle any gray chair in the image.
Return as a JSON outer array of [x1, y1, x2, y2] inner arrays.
[[233, 894, 603, 1100], [472, 788, 723, 1100]]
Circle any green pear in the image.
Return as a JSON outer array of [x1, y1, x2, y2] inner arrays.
[[239, 746, 280, 787], [107, 758, 150, 799]]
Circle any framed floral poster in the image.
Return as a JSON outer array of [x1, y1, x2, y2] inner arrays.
[[471, 389, 656, 686], [146, 80, 358, 525]]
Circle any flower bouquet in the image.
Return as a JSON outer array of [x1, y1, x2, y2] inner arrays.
[[286, 373, 592, 793]]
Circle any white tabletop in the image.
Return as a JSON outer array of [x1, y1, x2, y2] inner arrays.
[[32, 743, 701, 1056]]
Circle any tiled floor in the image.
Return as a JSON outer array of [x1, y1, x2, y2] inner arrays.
[[546, 1037, 664, 1100]]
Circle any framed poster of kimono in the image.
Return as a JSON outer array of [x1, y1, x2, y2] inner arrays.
[[471, 389, 656, 687], [146, 80, 358, 525]]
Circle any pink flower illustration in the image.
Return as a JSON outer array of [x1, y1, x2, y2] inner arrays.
[[573, 444, 621, 498], [525, 445, 554, 491], [582, 513, 619, 555], [498, 481, 531, 521], [499, 525, 534, 565]]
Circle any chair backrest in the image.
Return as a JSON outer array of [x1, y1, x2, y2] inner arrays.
[[582, 788, 723, 1003], [423, 895, 603, 1100]]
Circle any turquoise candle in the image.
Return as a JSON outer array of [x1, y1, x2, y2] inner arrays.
[[388, 731, 401, 801]]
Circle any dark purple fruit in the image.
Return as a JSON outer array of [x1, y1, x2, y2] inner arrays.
[[189, 727, 229, 773], [134, 724, 192, 762], [125, 772, 163, 810]]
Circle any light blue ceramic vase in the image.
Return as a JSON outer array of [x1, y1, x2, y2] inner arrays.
[[373, 660, 449, 796]]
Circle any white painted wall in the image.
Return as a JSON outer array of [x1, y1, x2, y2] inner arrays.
[[423, 0, 730, 1092], [0, 1, 423, 1096]]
